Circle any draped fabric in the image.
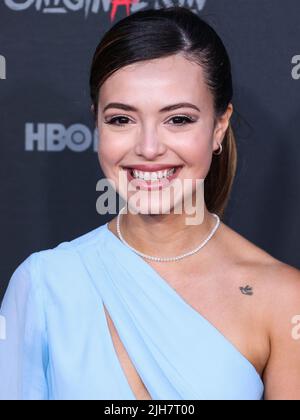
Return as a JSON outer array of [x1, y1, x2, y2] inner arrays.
[[0, 223, 264, 400]]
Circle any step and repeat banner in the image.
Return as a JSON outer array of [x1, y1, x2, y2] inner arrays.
[[0, 0, 299, 299]]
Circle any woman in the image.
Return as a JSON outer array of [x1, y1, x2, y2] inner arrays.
[[1, 6, 300, 400]]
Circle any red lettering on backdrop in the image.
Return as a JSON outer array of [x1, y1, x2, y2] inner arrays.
[[110, 0, 140, 22]]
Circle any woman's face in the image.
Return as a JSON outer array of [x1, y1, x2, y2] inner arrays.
[[97, 53, 232, 216]]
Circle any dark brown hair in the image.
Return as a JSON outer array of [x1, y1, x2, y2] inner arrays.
[[89, 6, 237, 219]]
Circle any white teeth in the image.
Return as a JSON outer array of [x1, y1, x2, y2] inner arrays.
[[131, 167, 176, 180], [150, 172, 157, 181]]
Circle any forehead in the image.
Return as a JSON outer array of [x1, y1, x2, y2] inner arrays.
[[99, 54, 212, 108]]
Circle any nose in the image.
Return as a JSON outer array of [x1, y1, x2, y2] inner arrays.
[[134, 126, 167, 160]]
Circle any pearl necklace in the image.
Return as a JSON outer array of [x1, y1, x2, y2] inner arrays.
[[116, 205, 221, 262]]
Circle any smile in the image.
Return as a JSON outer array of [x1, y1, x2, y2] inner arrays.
[[123, 166, 183, 191]]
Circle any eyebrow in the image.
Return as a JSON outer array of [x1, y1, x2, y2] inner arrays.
[[102, 102, 201, 113]]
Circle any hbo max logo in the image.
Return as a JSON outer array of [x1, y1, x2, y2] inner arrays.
[[25, 123, 98, 152]]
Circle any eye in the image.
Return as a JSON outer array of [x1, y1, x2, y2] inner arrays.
[[167, 115, 197, 126], [103, 115, 132, 126]]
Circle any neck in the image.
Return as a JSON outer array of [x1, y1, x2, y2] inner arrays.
[[116, 205, 218, 258]]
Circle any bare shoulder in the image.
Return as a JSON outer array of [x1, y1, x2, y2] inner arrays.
[[213, 221, 300, 386], [218, 221, 300, 314]]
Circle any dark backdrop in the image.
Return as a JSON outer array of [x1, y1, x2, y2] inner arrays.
[[1, 0, 300, 301]]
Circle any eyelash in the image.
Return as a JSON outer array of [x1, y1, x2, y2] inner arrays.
[[103, 115, 197, 127]]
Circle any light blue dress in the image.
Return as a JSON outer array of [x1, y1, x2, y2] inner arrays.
[[0, 222, 264, 400]]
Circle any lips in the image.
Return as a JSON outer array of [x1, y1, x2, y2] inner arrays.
[[122, 164, 183, 172]]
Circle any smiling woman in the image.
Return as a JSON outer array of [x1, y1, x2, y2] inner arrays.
[[1, 5, 300, 401], [90, 8, 236, 220]]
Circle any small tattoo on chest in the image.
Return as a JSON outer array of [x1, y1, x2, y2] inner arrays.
[[240, 285, 253, 296]]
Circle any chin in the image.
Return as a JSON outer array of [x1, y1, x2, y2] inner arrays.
[[126, 191, 184, 216]]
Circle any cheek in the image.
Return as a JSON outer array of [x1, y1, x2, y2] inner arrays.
[[180, 133, 213, 177], [98, 131, 127, 175]]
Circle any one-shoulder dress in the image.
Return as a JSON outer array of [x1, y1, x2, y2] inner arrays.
[[0, 223, 264, 400]]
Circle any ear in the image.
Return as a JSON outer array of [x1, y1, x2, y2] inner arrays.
[[213, 103, 233, 153]]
